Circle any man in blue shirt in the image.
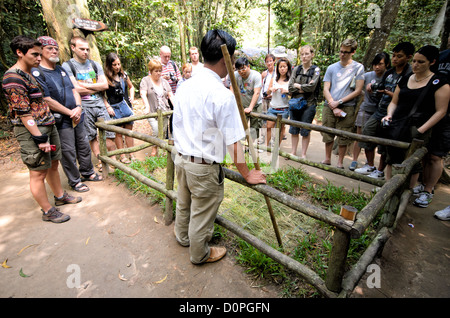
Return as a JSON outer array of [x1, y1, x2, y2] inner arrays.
[[33, 36, 102, 193]]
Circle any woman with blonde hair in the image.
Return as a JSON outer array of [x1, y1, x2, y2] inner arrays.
[[140, 58, 174, 156], [177, 63, 193, 89]]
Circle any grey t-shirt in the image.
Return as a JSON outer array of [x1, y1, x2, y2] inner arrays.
[[234, 69, 262, 108], [323, 60, 364, 107], [360, 71, 383, 114], [62, 58, 105, 108]]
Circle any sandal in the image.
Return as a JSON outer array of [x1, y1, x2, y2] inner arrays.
[[72, 182, 90, 192], [96, 162, 102, 172], [120, 157, 131, 164], [81, 172, 103, 182]]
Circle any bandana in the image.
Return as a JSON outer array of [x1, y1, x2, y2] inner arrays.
[[37, 36, 58, 48]]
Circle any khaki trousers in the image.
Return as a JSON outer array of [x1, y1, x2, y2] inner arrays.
[[174, 155, 224, 264]]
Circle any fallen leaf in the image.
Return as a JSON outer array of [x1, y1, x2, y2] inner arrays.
[[154, 274, 167, 284], [19, 268, 30, 277], [118, 271, 128, 281], [85, 237, 90, 245], [154, 216, 159, 224], [17, 244, 37, 255], [2, 259, 12, 268]]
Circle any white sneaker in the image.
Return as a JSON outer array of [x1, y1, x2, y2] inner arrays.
[[355, 164, 375, 175], [412, 183, 425, 196], [413, 191, 433, 208], [412, 184, 434, 196], [368, 169, 384, 180], [434, 206, 450, 221]]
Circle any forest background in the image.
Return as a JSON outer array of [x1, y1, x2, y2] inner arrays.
[[1, 0, 449, 115]]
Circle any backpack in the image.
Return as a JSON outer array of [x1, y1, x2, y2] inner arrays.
[[295, 64, 321, 100]]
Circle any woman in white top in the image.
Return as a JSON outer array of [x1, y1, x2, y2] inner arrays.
[[140, 59, 174, 156], [266, 57, 292, 147]]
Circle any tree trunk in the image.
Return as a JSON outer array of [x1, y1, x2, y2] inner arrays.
[[39, 0, 102, 63], [362, 0, 402, 70], [440, 0, 450, 51]]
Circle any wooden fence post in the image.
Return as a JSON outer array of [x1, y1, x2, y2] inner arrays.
[[326, 205, 355, 293], [326, 228, 351, 293], [97, 118, 110, 178], [164, 140, 175, 225]]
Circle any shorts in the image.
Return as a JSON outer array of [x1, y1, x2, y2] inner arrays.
[[289, 104, 317, 137], [111, 99, 134, 126], [355, 110, 373, 128], [83, 105, 115, 141], [321, 105, 355, 145], [14, 124, 62, 171], [268, 107, 289, 119], [358, 114, 385, 151]]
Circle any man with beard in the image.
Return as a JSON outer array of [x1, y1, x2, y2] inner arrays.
[[32, 36, 100, 193]]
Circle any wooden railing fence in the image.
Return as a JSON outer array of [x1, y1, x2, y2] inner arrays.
[[95, 109, 426, 298]]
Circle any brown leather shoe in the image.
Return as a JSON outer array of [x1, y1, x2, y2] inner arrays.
[[204, 247, 227, 263]]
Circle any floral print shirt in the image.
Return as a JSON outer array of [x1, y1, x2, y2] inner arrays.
[[2, 68, 54, 126]]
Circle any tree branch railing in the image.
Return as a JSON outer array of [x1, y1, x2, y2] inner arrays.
[[95, 109, 427, 298]]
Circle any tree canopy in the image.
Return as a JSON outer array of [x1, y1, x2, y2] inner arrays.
[[1, 0, 448, 114]]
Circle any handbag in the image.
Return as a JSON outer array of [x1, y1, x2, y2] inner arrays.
[[288, 96, 307, 111], [388, 76, 434, 141]]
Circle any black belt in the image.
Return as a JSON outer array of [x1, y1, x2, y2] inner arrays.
[[178, 153, 217, 165]]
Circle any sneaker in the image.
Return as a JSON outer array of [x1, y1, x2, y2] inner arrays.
[[412, 183, 425, 196], [413, 191, 433, 208], [368, 169, 385, 180], [434, 206, 450, 221], [354, 164, 375, 175], [54, 191, 82, 206], [349, 161, 358, 171], [42, 207, 70, 223], [412, 184, 434, 196]]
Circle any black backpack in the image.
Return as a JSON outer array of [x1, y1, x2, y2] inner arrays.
[[295, 64, 321, 100]]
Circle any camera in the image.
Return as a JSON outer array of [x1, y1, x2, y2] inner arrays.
[[371, 82, 385, 91], [382, 119, 391, 127], [169, 72, 177, 82]]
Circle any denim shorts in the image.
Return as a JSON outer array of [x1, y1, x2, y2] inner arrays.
[[289, 104, 317, 137], [268, 107, 289, 119], [111, 99, 134, 125]]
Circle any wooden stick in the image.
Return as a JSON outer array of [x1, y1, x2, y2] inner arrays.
[[221, 44, 283, 248]]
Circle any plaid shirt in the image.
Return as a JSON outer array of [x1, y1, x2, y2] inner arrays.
[[2, 68, 54, 126]]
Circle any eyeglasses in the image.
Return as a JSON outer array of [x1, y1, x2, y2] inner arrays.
[[237, 66, 247, 72], [339, 50, 353, 55]]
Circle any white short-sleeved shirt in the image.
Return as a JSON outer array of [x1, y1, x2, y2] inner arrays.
[[323, 60, 364, 106], [173, 67, 245, 163]]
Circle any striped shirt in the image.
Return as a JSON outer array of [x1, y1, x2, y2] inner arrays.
[[161, 60, 181, 94], [2, 68, 54, 126]]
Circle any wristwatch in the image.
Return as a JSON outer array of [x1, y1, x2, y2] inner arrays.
[[76, 104, 83, 110], [338, 99, 343, 105]]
